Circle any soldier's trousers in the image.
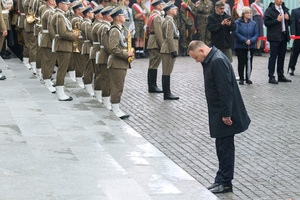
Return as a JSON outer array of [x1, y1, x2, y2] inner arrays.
[[110, 68, 127, 104], [41, 47, 57, 80], [83, 54, 94, 84], [94, 62, 101, 91], [148, 49, 161, 69], [0, 35, 4, 51], [198, 25, 210, 46], [73, 53, 85, 77], [100, 64, 110, 97], [180, 25, 194, 49], [23, 31, 37, 62], [22, 30, 29, 58], [56, 51, 71, 86], [68, 53, 76, 71], [36, 46, 42, 69], [161, 54, 176, 75]]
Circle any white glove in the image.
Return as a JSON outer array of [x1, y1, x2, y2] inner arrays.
[[143, 25, 147, 32], [161, 11, 165, 16], [142, 10, 146, 14]]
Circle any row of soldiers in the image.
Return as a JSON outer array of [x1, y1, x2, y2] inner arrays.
[[15, 0, 180, 119]]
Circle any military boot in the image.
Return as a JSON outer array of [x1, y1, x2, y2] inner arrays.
[[162, 75, 179, 100], [148, 69, 163, 93]]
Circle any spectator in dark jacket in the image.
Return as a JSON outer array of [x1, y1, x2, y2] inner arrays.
[[264, 0, 291, 84], [287, 1, 300, 76], [207, 1, 236, 62], [234, 7, 259, 85]]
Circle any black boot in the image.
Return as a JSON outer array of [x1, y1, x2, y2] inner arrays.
[[135, 47, 140, 59], [140, 48, 147, 58], [148, 69, 163, 93], [162, 75, 179, 100]]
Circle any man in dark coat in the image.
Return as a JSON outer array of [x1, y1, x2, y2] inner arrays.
[[287, 1, 300, 76], [264, 0, 291, 84], [188, 40, 251, 194], [207, 1, 236, 62]]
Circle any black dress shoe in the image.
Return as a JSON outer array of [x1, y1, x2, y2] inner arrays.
[[1, 54, 10, 59], [246, 80, 253, 84], [164, 93, 179, 100], [0, 75, 6, 80], [120, 114, 130, 120], [289, 69, 294, 76], [207, 183, 219, 190], [149, 85, 163, 93], [269, 78, 278, 84], [0, 69, 2, 73], [239, 80, 244, 85], [209, 185, 233, 194], [278, 76, 292, 82]]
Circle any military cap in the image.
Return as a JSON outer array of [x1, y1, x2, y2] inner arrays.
[[56, 0, 70, 5], [72, 1, 83, 9], [110, 6, 125, 18], [163, 1, 176, 12], [92, 5, 104, 14], [101, 6, 113, 15], [82, 5, 93, 14], [151, 0, 164, 7], [70, 0, 77, 3]]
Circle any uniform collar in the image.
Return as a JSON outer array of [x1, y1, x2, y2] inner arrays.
[[103, 20, 111, 26], [56, 8, 65, 14], [165, 15, 173, 21], [84, 18, 92, 23], [153, 9, 161, 16]]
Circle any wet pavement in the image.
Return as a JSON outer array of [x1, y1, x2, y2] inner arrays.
[[0, 57, 217, 200]]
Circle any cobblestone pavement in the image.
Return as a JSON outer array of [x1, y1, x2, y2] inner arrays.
[[121, 52, 300, 200]]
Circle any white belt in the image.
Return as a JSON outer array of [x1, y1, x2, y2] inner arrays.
[[100, 45, 104, 48], [93, 42, 100, 44], [2, 10, 9, 14], [84, 40, 90, 43], [20, 13, 25, 16], [42, 30, 49, 33]]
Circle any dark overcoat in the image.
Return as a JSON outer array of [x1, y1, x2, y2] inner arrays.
[[201, 46, 251, 138]]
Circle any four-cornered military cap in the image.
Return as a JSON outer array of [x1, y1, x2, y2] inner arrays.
[[151, 0, 164, 7], [92, 5, 104, 14], [101, 6, 113, 15], [69, 0, 77, 3], [163, 1, 176, 12], [82, 5, 93, 14], [110, 6, 125, 18], [56, 0, 70, 5], [72, 1, 83, 9]]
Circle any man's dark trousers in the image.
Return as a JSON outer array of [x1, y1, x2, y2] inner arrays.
[[268, 33, 287, 79], [214, 135, 235, 187], [288, 40, 300, 71]]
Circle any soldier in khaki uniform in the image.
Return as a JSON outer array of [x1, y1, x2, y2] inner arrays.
[[96, 6, 113, 109], [90, 5, 104, 103], [24, 0, 39, 74], [1, 0, 12, 59], [180, 0, 196, 56], [0, 4, 7, 80], [132, 0, 147, 58], [35, 1, 47, 80], [195, 0, 214, 46], [49, 0, 79, 101], [161, 2, 179, 100], [146, 0, 164, 94], [108, 0, 118, 9], [40, 0, 56, 93], [81, 5, 95, 96], [70, 1, 84, 88], [108, 6, 134, 119]]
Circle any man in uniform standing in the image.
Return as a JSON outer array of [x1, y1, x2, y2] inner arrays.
[[50, 0, 79, 101], [0, 0, 11, 59], [108, 6, 134, 119], [24, 0, 39, 74], [96, 6, 113, 109], [146, 0, 164, 94], [81, 5, 95, 96], [180, 0, 196, 56], [71, 1, 85, 88], [0, 4, 7, 80], [161, 1, 179, 100], [195, 0, 214, 46], [40, 0, 57, 93], [90, 5, 104, 103]]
